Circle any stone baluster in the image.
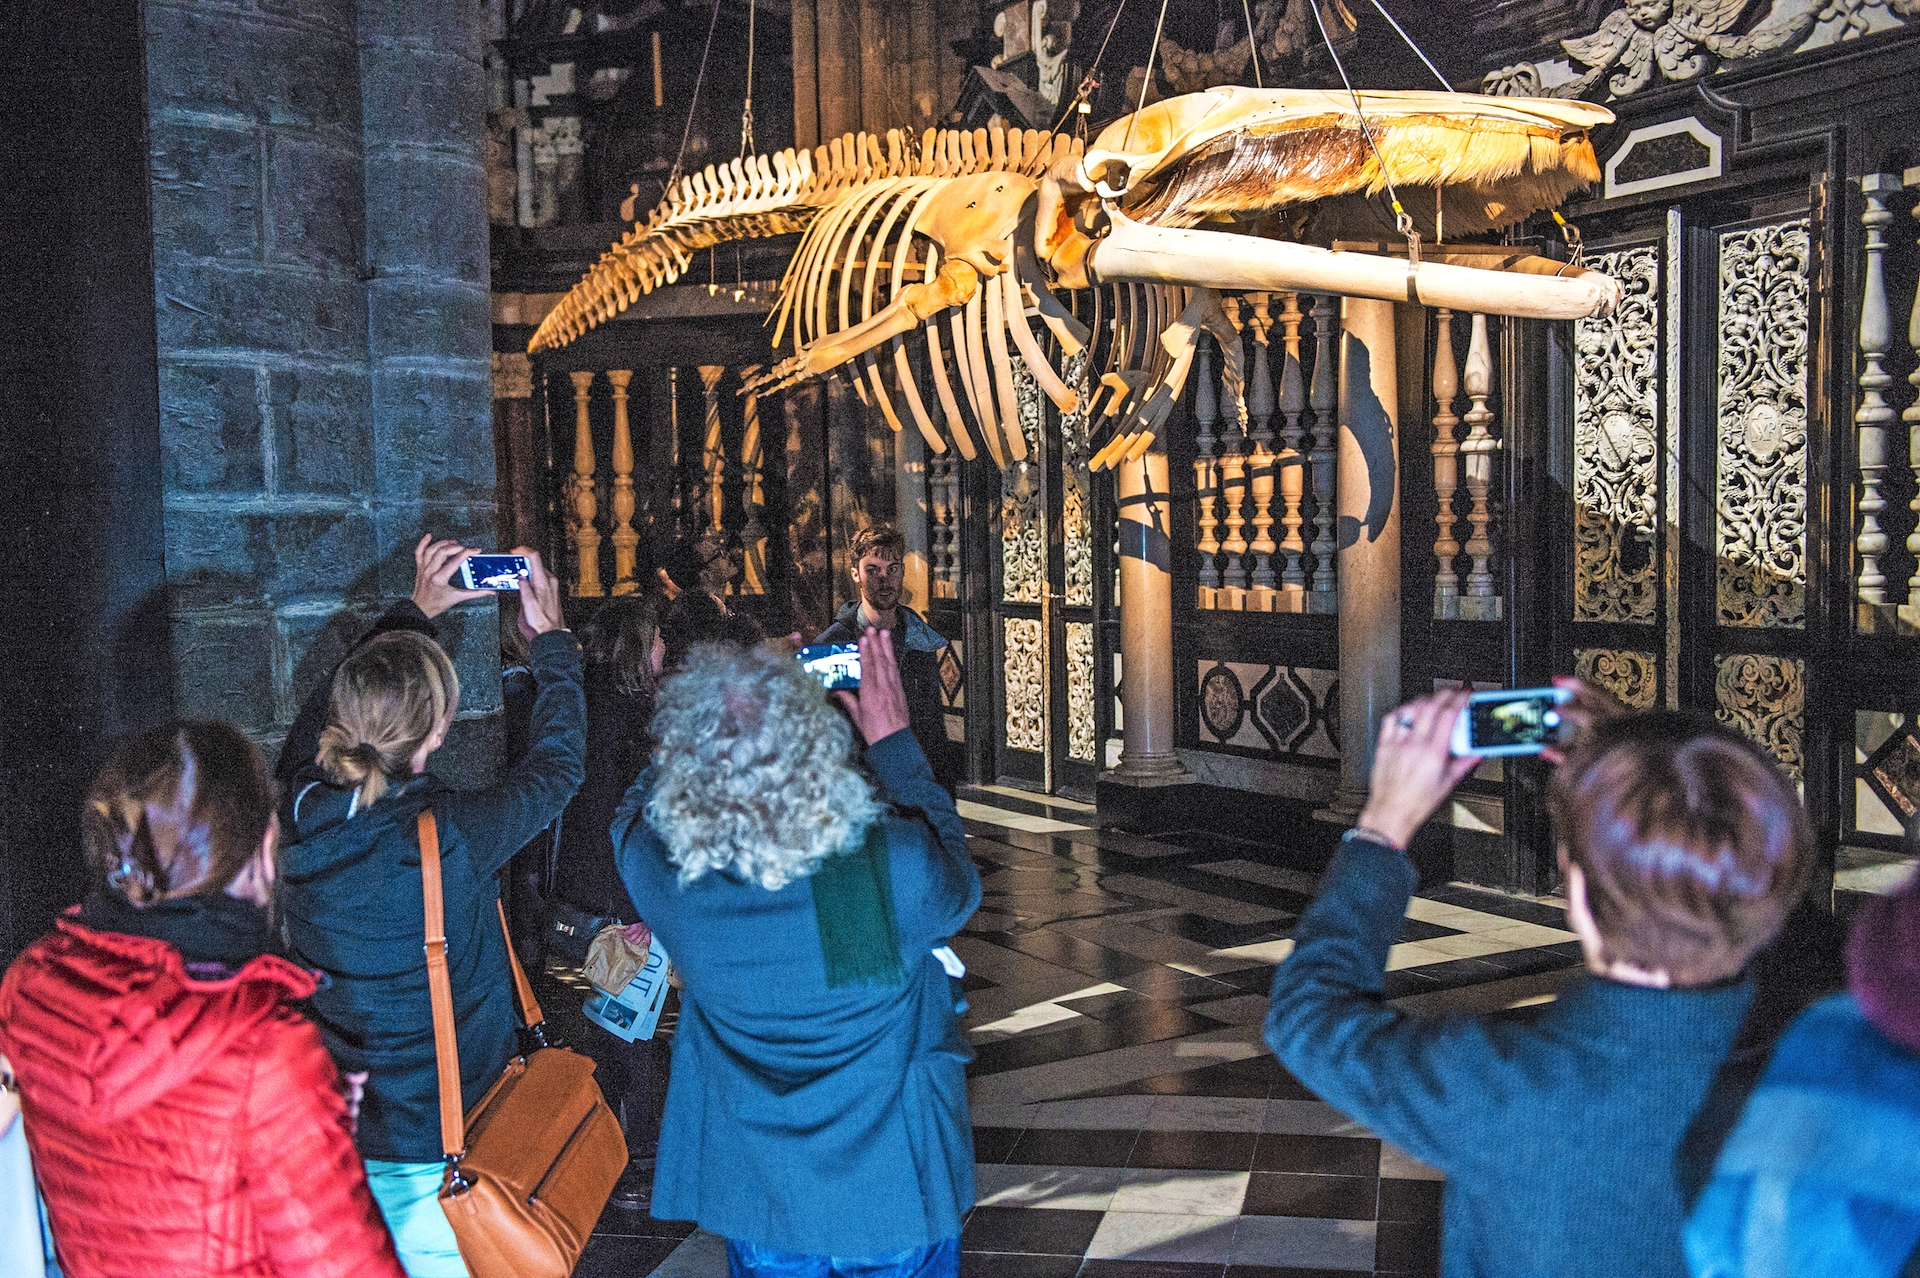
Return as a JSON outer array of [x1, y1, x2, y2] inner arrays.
[[1431, 309, 1462, 618], [1218, 329, 1250, 611], [741, 380, 768, 594], [1275, 292, 1308, 611], [567, 370, 603, 597], [1906, 188, 1920, 618], [664, 366, 684, 537], [698, 365, 727, 537], [1193, 337, 1221, 608], [1857, 173, 1899, 615], [1307, 293, 1339, 612], [607, 369, 639, 595], [1458, 314, 1504, 620], [1246, 295, 1279, 612]]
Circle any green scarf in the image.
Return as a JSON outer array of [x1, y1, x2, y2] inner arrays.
[[810, 820, 906, 989]]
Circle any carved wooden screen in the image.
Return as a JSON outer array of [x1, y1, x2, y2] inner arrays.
[[1554, 182, 1823, 794]]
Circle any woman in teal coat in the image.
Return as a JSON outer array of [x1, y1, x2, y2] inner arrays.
[[613, 629, 979, 1277]]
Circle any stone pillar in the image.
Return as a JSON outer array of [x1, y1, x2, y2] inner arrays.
[[1106, 444, 1191, 786], [1322, 297, 1401, 821], [148, 0, 502, 775]]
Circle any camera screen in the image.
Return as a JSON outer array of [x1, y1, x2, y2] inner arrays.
[[461, 554, 530, 591], [798, 643, 861, 692], [1468, 695, 1564, 749]]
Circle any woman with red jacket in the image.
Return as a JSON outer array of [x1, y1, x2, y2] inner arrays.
[[0, 720, 405, 1278]]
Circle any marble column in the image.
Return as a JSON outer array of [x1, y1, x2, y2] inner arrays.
[[1322, 297, 1400, 820], [1108, 442, 1191, 786]]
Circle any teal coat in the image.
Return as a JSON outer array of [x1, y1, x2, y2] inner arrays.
[[612, 729, 980, 1256]]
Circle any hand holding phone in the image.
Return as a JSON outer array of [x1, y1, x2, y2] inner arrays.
[[455, 554, 532, 591], [798, 642, 862, 691]]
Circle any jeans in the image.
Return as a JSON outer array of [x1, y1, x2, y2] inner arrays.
[[363, 1159, 468, 1278], [726, 1236, 960, 1278]]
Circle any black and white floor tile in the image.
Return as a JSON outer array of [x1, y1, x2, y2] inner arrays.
[[572, 788, 1589, 1277]]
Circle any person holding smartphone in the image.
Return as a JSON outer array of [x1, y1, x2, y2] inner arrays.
[[1264, 684, 1814, 1278], [275, 537, 585, 1278]]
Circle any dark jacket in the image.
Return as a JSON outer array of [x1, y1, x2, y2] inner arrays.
[[0, 902, 406, 1278], [612, 728, 981, 1256], [1265, 833, 1753, 1278], [816, 601, 954, 787], [277, 605, 586, 1163], [552, 671, 654, 921]]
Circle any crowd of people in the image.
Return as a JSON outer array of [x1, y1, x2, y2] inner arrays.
[[0, 523, 1916, 1278]]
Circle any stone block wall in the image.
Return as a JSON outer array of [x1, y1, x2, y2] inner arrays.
[[147, 0, 503, 776]]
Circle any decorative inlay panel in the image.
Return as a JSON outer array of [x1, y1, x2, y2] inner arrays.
[[1574, 244, 1661, 623], [1066, 621, 1095, 762], [1061, 352, 1094, 607], [1717, 218, 1810, 629], [1195, 660, 1338, 759], [1003, 617, 1046, 752], [1000, 365, 1045, 604], [1714, 653, 1804, 779], [1574, 648, 1659, 710]]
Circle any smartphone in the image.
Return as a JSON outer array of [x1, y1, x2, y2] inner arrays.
[[797, 642, 861, 692], [455, 554, 531, 591], [1450, 686, 1573, 757]]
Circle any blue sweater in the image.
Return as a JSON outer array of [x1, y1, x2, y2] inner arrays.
[[1685, 994, 1920, 1278], [1266, 834, 1753, 1278], [613, 729, 982, 1256]]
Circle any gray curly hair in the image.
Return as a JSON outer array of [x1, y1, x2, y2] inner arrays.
[[645, 642, 881, 891]]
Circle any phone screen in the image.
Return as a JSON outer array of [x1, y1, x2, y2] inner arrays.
[[1467, 693, 1565, 751], [458, 554, 531, 591], [798, 643, 861, 691]]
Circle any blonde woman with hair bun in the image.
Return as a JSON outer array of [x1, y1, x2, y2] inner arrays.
[[275, 535, 586, 1278]]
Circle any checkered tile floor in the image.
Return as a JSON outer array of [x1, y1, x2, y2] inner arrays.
[[574, 789, 1588, 1278]]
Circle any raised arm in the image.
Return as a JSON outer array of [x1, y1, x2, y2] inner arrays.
[[441, 549, 586, 878]]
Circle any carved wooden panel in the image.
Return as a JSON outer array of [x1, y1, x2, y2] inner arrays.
[[1066, 621, 1096, 762], [1716, 218, 1811, 629], [1574, 647, 1659, 710], [1715, 652, 1804, 779], [1001, 357, 1046, 605], [1003, 617, 1046, 752], [1574, 244, 1662, 623]]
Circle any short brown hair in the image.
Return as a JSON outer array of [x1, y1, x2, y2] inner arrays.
[[84, 721, 277, 905], [1550, 711, 1813, 985], [850, 523, 905, 565]]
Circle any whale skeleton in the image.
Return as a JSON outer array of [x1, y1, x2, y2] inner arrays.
[[530, 86, 1617, 470]]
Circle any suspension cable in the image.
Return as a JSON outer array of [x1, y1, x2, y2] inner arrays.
[[1310, 0, 1418, 262], [666, 0, 723, 195], [740, 0, 756, 156], [1121, 0, 1174, 154], [1242, 0, 1262, 88], [1359, 0, 1452, 91], [1050, 0, 1130, 136]]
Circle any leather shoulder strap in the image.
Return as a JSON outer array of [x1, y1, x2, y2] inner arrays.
[[418, 809, 465, 1159], [496, 899, 545, 1027]]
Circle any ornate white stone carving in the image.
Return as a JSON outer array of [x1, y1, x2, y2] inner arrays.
[[1574, 244, 1661, 623], [1715, 652, 1805, 778], [1001, 358, 1046, 604], [1481, 0, 1911, 100], [1066, 621, 1096, 762], [1717, 218, 1809, 629], [1003, 616, 1047, 752]]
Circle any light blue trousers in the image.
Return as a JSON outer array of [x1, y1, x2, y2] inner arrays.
[[364, 1159, 469, 1278]]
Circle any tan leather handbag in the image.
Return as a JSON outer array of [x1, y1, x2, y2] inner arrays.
[[419, 810, 628, 1278]]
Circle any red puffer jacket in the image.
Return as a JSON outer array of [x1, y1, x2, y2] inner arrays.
[[0, 918, 406, 1278]]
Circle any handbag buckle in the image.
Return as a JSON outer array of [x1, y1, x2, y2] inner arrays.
[[445, 1152, 472, 1196]]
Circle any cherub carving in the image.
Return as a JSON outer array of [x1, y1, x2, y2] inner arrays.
[[1558, 0, 1754, 98]]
